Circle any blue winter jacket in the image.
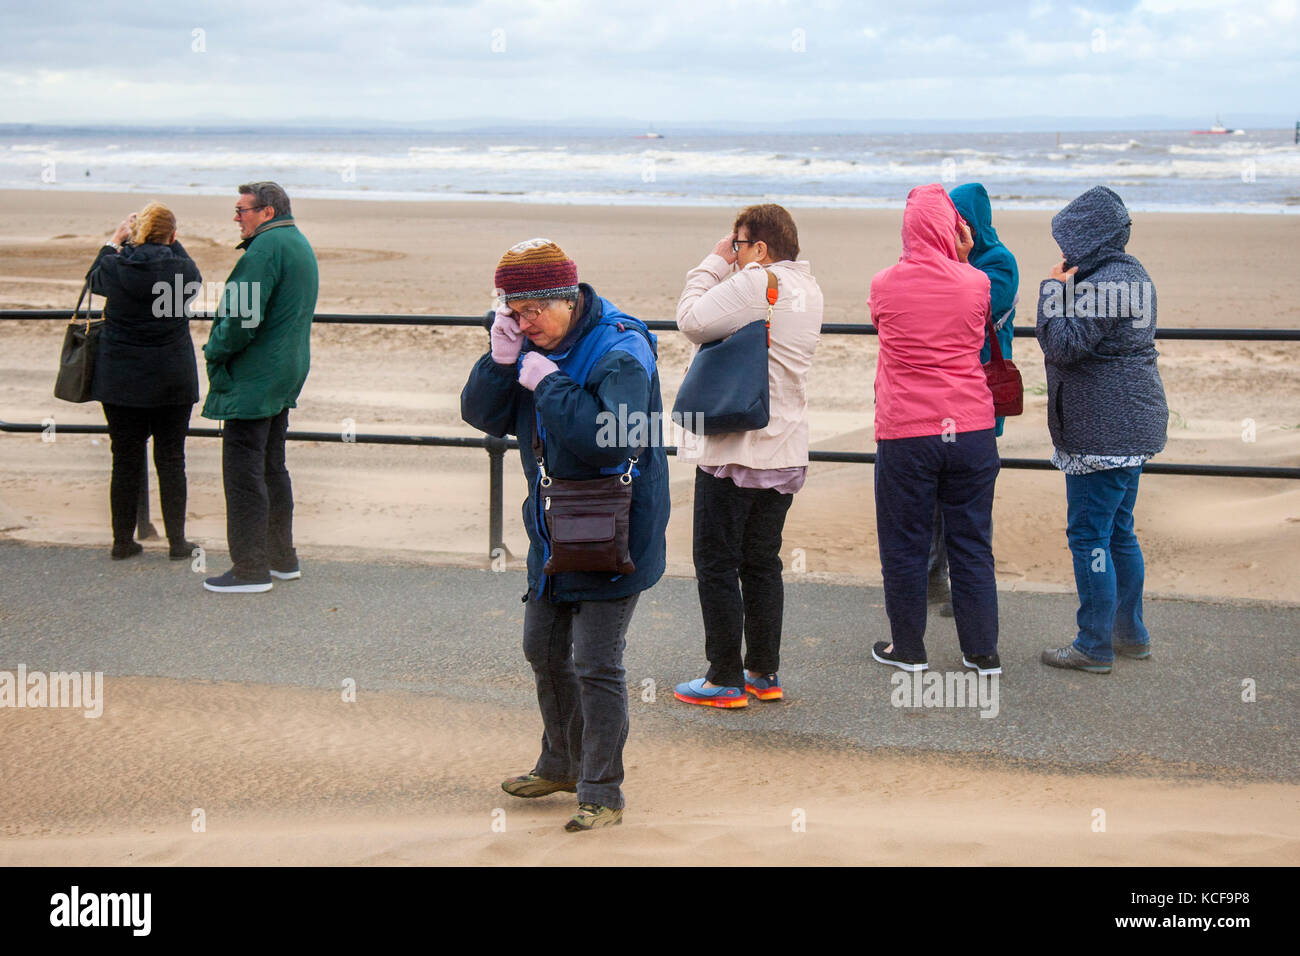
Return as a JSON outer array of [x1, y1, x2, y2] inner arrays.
[[460, 284, 670, 603], [950, 182, 1019, 437]]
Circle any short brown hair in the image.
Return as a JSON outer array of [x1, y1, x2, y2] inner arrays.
[[131, 202, 176, 245], [238, 181, 292, 217], [733, 203, 799, 262]]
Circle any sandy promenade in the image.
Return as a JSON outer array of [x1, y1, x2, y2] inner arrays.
[[1, 676, 1296, 866], [1, 189, 1297, 602], [1, 189, 1298, 867]]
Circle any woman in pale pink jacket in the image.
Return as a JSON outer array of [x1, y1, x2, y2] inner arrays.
[[867, 183, 1002, 676], [672, 204, 824, 708]]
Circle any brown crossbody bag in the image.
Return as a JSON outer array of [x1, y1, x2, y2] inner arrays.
[[532, 426, 637, 576]]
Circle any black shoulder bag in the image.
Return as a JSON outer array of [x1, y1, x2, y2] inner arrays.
[[54, 281, 104, 404]]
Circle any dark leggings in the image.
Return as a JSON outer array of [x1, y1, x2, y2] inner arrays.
[[101, 403, 192, 549]]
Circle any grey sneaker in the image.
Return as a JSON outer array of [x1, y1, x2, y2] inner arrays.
[[564, 802, 623, 832], [1041, 645, 1112, 674], [1115, 642, 1151, 660], [500, 773, 578, 798]]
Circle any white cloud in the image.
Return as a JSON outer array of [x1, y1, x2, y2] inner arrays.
[[0, 1, 1293, 124]]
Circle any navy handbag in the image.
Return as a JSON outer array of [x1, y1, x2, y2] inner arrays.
[[672, 270, 777, 436]]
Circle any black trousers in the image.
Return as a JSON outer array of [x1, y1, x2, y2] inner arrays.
[[221, 408, 296, 580], [693, 467, 794, 690], [101, 403, 192, 549]]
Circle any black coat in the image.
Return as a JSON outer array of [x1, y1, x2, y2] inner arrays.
[[87, 241, 202, 407]]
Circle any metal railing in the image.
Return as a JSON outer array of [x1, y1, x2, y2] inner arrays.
[[4, 310, 1299, 557]]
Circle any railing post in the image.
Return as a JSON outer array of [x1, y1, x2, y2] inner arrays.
[[485, 435, 507, 562]]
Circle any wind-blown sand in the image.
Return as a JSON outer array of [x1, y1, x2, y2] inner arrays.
[[1, 677, 1295, 866], [1, 190, 1297, 865]]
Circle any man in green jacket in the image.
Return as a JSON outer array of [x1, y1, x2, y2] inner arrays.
[[201, 182, 318, 593]]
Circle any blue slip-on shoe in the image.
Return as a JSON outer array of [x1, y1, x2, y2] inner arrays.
[[744, 673, 783, 701], [674, 677, 748, 709], [203, 569, 273, 593]]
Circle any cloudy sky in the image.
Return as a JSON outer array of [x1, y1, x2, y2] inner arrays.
[[2, 0, 1296, 128]]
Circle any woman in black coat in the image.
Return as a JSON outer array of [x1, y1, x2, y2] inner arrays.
[[87, 202, 201, 560]]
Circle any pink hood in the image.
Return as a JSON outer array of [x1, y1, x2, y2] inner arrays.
[[901, 182, 962, 262], [868, 183, 994, 440]]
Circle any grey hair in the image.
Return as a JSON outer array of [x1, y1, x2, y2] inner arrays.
[[238, 181, 291, 217]]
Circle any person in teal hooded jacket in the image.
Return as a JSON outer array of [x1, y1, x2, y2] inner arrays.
[[926, 184, 1020, 615], [950, 183, 1018, 439]]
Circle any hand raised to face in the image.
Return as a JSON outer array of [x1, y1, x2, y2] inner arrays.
[[1049, 260, 1079, 282], [955, 219, 974, 263], [712, 233, 738, 266]]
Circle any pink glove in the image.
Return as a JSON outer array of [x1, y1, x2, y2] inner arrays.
[[490, 304, 524, 364], [518, 351, 559, 391]]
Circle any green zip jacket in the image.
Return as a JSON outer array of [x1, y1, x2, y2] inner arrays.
[[201, 215, 319, 421]]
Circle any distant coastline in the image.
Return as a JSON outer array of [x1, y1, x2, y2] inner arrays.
[[3, 183, 1296, 215]]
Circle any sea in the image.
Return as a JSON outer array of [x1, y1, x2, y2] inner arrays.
[[2, 126, 1298, 214]]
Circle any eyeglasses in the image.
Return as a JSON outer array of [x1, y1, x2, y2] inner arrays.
[[731, 238, 759, 253], [510, 302, 555, 321], [234, 204, 267, 217]]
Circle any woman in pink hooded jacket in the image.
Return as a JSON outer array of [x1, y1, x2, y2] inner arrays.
[[867, 183, 1002, 675]]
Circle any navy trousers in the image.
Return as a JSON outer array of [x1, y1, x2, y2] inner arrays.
[[874, 428, 1000, 661]]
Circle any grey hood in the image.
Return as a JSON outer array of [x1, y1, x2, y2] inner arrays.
[[1051, 185, 1132, 274]]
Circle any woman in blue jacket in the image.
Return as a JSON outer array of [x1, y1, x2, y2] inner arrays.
[[1036, 187, 1166, 673], [460, 239, 670, 832]]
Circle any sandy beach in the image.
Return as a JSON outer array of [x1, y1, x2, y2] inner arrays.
[[1, 189, 1298, 866], [2, 189, 1297, 601]]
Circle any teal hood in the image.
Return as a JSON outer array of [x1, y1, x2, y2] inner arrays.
[[949, 182, 1002, 258]]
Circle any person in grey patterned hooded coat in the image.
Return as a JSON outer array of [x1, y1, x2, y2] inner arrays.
[[1036, 186, 1167, 673]]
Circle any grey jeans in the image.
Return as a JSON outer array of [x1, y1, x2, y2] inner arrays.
[[522, 590, 640, 810]]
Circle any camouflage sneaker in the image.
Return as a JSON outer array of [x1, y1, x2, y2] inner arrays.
[[1041, 645, 1112, 674], [500, 773, 578, 798], [564, 802, 624, 832]]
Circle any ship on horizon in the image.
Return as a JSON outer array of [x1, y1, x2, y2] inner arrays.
[[1192, 115, 1245, 135]]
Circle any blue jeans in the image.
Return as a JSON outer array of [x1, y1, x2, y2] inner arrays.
[[1064, 466, 1150, 662], [875, 429, 1000, 661]]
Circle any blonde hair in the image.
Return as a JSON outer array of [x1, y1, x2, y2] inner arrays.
[[131, 202, 177, 245]]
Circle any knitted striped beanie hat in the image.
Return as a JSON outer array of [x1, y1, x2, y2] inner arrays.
[[494, 238, 579, 303]]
